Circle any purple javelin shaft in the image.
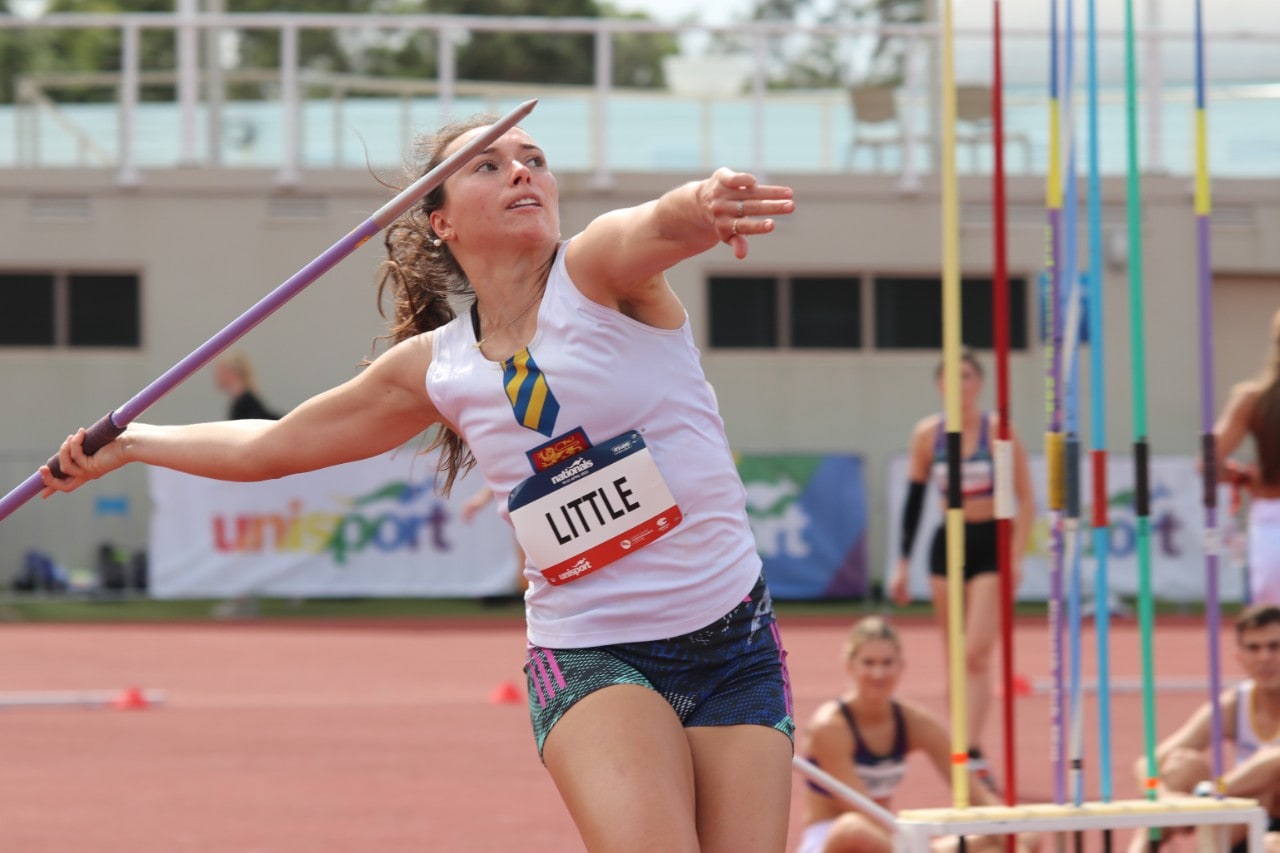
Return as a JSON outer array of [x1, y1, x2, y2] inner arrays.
[[0, 99, 537, 523]]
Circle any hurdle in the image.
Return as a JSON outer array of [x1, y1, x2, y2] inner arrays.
[[893, 798, 1269, 852], [0, 687, 164, 710]]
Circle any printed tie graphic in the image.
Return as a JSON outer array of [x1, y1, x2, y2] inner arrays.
[[503, 348, 559, 437]]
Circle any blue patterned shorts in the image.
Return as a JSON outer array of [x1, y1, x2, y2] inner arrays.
[[523, 574, 795, 759]]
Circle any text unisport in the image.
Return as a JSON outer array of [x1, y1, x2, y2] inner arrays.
[[545, 476, 640, 544]]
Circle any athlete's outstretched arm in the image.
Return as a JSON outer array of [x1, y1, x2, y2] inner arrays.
[[40, 334, 439, 495]]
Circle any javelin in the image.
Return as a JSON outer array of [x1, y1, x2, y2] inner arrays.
[[0, 98, 538, 523], [1191, 0, 1226, 796]]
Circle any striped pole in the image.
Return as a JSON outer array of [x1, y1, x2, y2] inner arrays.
[[1044, 0, 1068, 809], [940, 0, 971, 810], [990, 0, 1019, 820], [1084, 0, 1115, 820], [1056, 0, 1089, 821], [1192, 0, 1227, 795], [1122, 0, 1159, 839]]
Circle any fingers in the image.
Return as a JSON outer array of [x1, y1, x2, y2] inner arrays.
[[711, 169, 795, 257], [39, 429, 90, 496]]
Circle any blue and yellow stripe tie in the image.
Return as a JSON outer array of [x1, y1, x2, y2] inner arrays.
[[502, 348, 559, 437]]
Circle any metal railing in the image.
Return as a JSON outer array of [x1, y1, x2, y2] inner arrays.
[[2, 11, 1279, 186]]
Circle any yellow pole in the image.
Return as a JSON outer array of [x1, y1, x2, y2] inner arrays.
[[940, 0, 969, 808]]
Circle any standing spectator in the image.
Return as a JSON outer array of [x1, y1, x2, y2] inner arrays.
[[214, 351, 281, 421], [887, 350, 1036, 793]]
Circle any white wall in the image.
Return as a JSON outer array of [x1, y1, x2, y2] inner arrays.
[[2, 167, 1278, 590]]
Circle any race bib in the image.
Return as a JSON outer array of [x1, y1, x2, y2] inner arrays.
[[508, 431, 683, 585]]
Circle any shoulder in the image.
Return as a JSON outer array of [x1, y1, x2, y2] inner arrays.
[[910, 414, 943, 444], [805, 700, 854, 741], [897, 698, 947, 748], [1227, 380, 1263, 412], [371, 331, 435, 390]]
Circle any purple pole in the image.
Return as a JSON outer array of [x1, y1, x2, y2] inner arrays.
[[1191, 0, 1226, 791], [0, 99, 538, 523]]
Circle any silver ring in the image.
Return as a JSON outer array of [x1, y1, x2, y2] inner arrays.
[[731, 218, 739, 237], [736, 200, 745, 217]]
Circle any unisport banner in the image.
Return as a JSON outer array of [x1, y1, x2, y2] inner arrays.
[[737, 454, 869, 600], [148, 447, 516, 599]]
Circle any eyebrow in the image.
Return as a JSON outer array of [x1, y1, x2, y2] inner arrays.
[[476, 143, 543, 156]]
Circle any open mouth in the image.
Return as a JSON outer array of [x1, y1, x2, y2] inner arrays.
[[508, 197, 540, 210]]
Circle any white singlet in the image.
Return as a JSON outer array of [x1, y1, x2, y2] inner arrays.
[[1248, 497, 1280, 606], [1235, 679, 1280, 765], [426, 240, 761, 648]]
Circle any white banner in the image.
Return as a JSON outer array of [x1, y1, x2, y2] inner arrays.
[[885, 453, 1248, 603], [148, 447, 518, 599]]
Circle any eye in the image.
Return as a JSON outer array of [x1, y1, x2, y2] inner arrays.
[[527, 154, 546, 168], [474, 159, 497, 172]]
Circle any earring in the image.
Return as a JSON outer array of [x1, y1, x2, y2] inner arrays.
[[431, 238, 442, 248]]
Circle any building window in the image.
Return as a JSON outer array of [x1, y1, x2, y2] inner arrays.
[[708, 275, 861, 349], [792, 276, 862, 349], [873, 275, 1027, 350], [709, 275, 778, 348], [0, 273, 56, 346], [0, 271, 141, 348]]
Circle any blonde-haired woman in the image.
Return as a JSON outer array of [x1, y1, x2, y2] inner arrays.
[[798, 616, 1024, 853], [213, 351, 280, 421], [1215, 307, 1280, 605]]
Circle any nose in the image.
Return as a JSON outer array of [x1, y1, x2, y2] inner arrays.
[[509, 158, 531, 185]]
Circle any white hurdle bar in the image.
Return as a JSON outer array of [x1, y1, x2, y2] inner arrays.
[[0, 688, 165, 709], [791, 755, 897, 829], [893, 798, 1269, 852]]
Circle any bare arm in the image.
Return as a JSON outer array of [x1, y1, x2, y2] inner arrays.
[[906, 701, 1004, 808], [1130, 697, 1223, 792], [40, 334, 440, 493], [889, 417, 938, 604], [1215, 382, 1259, 460], [564, 168, 795, 327], [802, 703, 880, 811]]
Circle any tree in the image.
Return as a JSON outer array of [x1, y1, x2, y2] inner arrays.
[[714, 0, 924, 89], [0, 0, 677, 103]]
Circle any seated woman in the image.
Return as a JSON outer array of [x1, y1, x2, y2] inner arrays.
[[798, 615, 1035, 853]]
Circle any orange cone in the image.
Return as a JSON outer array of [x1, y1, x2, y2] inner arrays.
[[487, 681, 522, 705], [112, 686, 149, 710]]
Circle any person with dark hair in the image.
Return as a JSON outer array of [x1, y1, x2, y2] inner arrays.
[[1125, 604, 1280, 853], [39, 114, 798, 852], [886, 349, 1035, 793], [1214, 308, 1280, 605]]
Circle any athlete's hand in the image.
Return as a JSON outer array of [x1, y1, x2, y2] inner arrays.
[[888, 558, 911, 606], [38, 427, 128, 497]]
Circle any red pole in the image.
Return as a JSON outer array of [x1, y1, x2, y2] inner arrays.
[[992, 0, 1017, 822]]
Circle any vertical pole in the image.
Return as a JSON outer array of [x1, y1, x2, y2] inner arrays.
[[276, 22, 300, 187], [176, 0, 199, 166], [991, 0, 1017, 825], [1123, 3, 1159, 846], [1192, 0, 1226, 796], [1085, 0, 1114, 818], [940, 0, 970, 812], [1044, 0, 1067, 810], [118, 22, 141, 187]]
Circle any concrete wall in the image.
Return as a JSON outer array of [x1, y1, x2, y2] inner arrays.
[[2, 166, 1278, 589]]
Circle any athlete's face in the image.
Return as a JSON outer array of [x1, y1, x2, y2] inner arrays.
[[847, 638, 903, 696], [429, 126, 560, 249], [1236, 623, 1280, 688], [935, 361, 984, 409]]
